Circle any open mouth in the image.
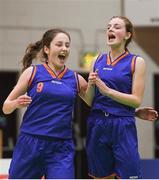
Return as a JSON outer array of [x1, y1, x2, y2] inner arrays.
[[108, 34, 116, 41], [58, 53, 66, 60]]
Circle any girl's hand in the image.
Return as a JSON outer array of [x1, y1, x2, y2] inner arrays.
[[135, 107, 158, 121], [88, 71, 98, 85], [95, 78, 110, 96], [16, 94, 32, 109]]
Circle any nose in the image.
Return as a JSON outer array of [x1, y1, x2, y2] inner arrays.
[[108, 24, 115, 31], [62, 45, 68, 51], [108, 27, 113, 32]]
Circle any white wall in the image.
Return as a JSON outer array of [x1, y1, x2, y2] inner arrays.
[[0, 0, 121, 70], [0, 0, 158, 158], [125, 0, 159, 26]]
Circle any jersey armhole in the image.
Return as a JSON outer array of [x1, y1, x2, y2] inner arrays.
[[74, 72, 80, 93], [131, 55, 137, 75], [28, 65, 37, 87], [93, 53, 103, 72]]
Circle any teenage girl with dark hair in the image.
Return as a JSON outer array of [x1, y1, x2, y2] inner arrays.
[[86, 16, 158, 179], [2, 28, 88, 179]]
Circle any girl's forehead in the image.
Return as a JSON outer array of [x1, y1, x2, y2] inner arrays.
[[108, 18, 125, 26], [52, 33, 70, 42]]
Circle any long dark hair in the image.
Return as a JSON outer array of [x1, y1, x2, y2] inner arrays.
[[21, 28, 71, 72]]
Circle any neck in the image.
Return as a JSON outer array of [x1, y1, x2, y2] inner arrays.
[[47, 62, 65, 73], [109, 47, 126, 61]]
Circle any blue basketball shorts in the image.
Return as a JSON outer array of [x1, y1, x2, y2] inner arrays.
[[86, 110, 142, 179], [9, 132, 75, 179]]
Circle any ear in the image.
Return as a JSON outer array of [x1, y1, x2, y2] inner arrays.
[[43, 45, 49, 55], [125, 32, 131, 40]]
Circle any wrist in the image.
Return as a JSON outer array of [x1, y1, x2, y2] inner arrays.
[[106, 87, 112, 97], [134, 109, 138, 117]]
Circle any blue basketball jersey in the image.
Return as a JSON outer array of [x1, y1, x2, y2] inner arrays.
[[20, 63, 79, 139], [92, 51, 137, 116]]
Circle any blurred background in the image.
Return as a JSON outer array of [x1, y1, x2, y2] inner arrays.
[[0, 0, 159, 178]]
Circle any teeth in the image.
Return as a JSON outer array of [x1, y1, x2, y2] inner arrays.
[[58, 54, 66, 60], [59, 52, 66, 55]]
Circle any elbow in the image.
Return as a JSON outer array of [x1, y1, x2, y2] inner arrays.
[[2, 106, 10, 115], [133, 103, 140, 109], [132, 98, 142, 108], [2, 102, 12, 115]]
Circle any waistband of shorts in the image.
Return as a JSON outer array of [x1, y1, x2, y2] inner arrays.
[[91, 109, 111, 117], [20, 132, 71, 141], [91, 109, 135, 118]]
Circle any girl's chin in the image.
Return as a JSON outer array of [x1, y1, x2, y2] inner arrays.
[[107, 41, 116, 45], [59, 62, 65, 67], [57, 63, 65, 69]]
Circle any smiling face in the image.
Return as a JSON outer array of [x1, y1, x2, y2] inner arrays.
[[106, 17, 131, 49], [44, 32, 71, 70]]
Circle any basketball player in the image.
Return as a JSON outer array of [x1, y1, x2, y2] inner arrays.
[[86, 16, 148, 179], [2, 28, 88, 179]]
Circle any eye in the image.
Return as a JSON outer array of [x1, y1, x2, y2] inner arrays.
[[115, 27, 120, 29], [65, 43, 70, 48], [114, 25, 122, 29], [107, 26, 111, 30], [56, 43, 62, 47]]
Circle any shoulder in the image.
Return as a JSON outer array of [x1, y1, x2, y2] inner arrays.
[[134, 56, 146, 74], [135, 56, 146, 66], [130, 54, 145, 66], [21, 66, 37, 86], [21, 66, 34, 78], [77, 74, 87, 90], [131, 53, 144, 62], [77, 74, 86, 81], [77, 73, 87, 85], [15, 66, 34, 87]]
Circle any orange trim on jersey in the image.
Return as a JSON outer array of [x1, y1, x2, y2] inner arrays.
[[28, 66, 37, 87], [88, 172, 120, 179], [58, 66, 68, 79], [131, 55, 137, 75], [107, 54, 111, 65], [43, 63, 68, 79], [74, 72, 80, 93], [107, 51, 129, 66], [43, 63, 56, 78]]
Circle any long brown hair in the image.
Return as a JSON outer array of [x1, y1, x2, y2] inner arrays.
[[21, 28, 71, 72]]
